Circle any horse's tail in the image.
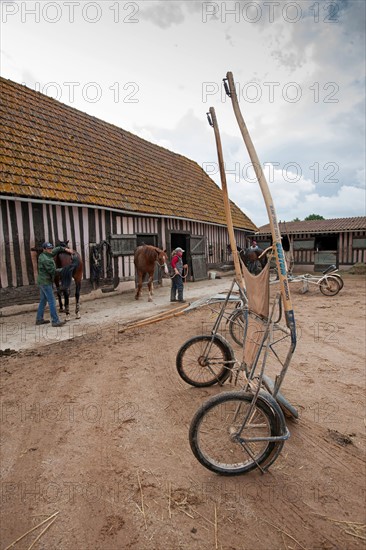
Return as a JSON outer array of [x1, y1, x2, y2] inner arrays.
[[59, 254, 80, 289]]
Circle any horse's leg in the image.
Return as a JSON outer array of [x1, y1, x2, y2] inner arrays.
[[75, 281, 81, 319], [55, 280, 64, 312], [135, 274, 142, 300], [255, 260, 263, 275], [147, 273, 153, 302], [150, 269, 154, 296], [64, 288, 70, 321]]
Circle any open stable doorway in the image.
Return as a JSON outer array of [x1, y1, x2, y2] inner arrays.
[[314, 233, 338, 271], [169, 232, 207, 281]]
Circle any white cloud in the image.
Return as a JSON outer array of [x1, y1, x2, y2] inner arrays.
[[139, 2, 186, 28], [226, 164, 316, 226], [299, 185, 366, 219], [208, 163, 365, 227], [356, 168, 366, 187], [0, 0, 364, 226]]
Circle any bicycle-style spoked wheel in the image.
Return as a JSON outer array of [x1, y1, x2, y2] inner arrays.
[[228, 308, 247, 345], [176, 335, 234, 387], [189, 392, 284, 475], [228, 306, 282, 347], [331, 273, 344, 290], [320, 275, 341, 296]]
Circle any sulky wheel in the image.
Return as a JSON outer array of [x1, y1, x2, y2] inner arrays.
[[320, 276, 341, 296], [189, 391, 286, 475], [176, 335, 235, 387], [228, 308, 247, 346], [331, 274, 344, 290]]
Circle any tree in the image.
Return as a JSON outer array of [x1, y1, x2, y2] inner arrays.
[[292, 217, 301, 222], [304, 214, 325, 221]]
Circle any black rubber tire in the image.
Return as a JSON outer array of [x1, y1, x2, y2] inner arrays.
[[228, 310, 282, 347], [331, 274, 344, 290], [176, 335, 234, 387], [320, 276, 341, 296], [189, 391, 283, 475], [228, 308, 247, 346]]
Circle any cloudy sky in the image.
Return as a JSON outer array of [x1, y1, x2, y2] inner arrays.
[[1, 0, 365, 226]]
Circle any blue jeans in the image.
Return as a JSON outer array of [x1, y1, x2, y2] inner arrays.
[[36, 284, 60, 323], [171, 274, 184, 301]]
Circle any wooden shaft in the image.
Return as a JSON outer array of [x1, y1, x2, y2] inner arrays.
[[226, 72, 296, 341], [209, 107, 245, 292], [120, 310, 186, 331], [118, 304, 187, 332]]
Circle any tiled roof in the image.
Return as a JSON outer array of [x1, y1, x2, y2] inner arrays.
[[0, 78, 257, 231], [257, 217, 366, 235]]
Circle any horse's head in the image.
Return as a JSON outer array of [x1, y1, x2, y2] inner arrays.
[[227, 244, 243, 255], [57, 239, 69, 248], [157, 249, 169, 276]]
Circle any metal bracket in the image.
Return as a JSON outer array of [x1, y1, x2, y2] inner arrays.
[[223, 78, 231, 97]]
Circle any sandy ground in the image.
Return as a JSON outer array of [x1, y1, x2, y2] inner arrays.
[[0, 274, 365, 550]]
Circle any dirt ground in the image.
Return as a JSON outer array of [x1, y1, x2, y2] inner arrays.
[[1, 274, 365, 550]]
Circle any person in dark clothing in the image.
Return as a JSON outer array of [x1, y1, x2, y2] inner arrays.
[[36, 241, 73, 327], [170, 247, 188, 303]]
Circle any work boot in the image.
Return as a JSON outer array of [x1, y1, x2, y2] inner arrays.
[[52, 321, 65, 327], [35, 319, 50, 325]]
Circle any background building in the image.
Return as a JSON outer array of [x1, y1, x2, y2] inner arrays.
[[257, 217, 366, 271]]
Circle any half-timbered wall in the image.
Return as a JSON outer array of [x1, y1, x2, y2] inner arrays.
[[165, 217, 247, 265], [0, 198, 249, 291], [338, 231, 366, 264], [256, 230, 366, 268], [0, 198, 158, 289]]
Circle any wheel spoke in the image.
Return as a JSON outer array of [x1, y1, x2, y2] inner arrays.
[[190, 394, 277, 473], [176, 335, 233, 387]]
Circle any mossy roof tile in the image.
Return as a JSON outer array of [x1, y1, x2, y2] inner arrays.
[[0, 78, 257, 231]]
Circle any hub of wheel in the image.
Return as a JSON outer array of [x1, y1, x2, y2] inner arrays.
[[198, 355, 208, 367]]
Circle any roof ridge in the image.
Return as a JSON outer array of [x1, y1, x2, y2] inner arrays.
[[0, 77, 198, 163], [0, 76, 257, 231]]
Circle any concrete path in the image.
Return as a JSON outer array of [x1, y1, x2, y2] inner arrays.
[[1, 273, 239, 352]]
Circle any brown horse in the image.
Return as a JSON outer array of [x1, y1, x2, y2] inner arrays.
[[54, 241, 83, 320], [227, 244, 268, 275], [32, 241, 83, 320], [134, 245, 169, 302]]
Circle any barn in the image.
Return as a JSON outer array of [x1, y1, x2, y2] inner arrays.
[[0, 77, 257, 306], [256, 217, 366, 272]]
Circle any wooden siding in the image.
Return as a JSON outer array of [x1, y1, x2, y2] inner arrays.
[[0, 198, 250, 290], [338, 231, 366, 264], [256, 230, 366, 267], [165, 217, 248, 265], [291, 233, 316, 265], [1, 198, 157, 288]]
